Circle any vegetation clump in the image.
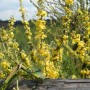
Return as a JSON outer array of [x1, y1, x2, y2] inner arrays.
[[0, 0, 90, 89]]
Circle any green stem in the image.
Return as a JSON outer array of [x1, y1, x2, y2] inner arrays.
[[1, 65, 20, 90], [16, 76, 19, 90]]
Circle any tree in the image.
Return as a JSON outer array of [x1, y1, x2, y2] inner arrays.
[[30, 0, 90, 19]]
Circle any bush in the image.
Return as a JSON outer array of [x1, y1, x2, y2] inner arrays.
[[0, 0, 90, 89]]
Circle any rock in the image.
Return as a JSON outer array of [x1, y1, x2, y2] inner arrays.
[[1, 79, 90, 90]]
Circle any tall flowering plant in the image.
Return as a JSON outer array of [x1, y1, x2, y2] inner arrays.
[[0, 0, 90, 89]]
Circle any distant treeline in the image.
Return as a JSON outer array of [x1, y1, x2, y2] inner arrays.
[[0, 20, 23, 28], [0, 19, 57, 29]]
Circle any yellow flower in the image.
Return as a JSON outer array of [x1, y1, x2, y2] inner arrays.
[[36, 20, 46, 30], [44, 61, 59, 78], [46, 69, 59, 79], [0, 52, 4, 59], [19, 7, 26, 13], [80, 70, 86, 75], [2, 30, 7, 35], [77, 9, 83, 15], [1, 61, 9, 69], [6, 68, 12, 73], [19, 0, 23, 2], [2, 34, 8, 41], [64, 7, 72, 15], [72, 75, 77, 79], [21, 52, 27, 60], [0, 72, 4, 78], [13, 42, 19, 49], [84, 16, 89, 21], [38, 0, 43, 3], [65, 0, 74, 5], [9, 32, 14, 38], [86, 70, 90, 75], [59, 48, 63, 61], [78, 41, 84, 48], [23, 21, 29, 25], [25, 57, 31, 66], [8, 41, 13, 46], [87, 62, 90, 65], [63, 35, 68, 40], [37, 10, 47, 17], [26, 35, 31, 40]]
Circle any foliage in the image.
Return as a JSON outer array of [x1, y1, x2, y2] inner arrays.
[[30, 0, 90, 19], [0, 0, 90, 89]]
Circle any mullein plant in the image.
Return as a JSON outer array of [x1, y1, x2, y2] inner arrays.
[[0, 16, 19, 79], [60, 0, 90, 78], [19, 0, 32, 45], [0, 0, 90, 89], [19, 0, 32, 68], [0, 16, 21, 90], [49, 0, 90, 78], [70, 8, 90, 78], [30, 0, 59, 79], [0, 1, 38, 89]]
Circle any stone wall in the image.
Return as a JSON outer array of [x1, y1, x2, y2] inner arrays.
[[7, 79, 90, 90]]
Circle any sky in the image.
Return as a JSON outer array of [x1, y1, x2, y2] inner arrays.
[[0, 0, 37, 20]]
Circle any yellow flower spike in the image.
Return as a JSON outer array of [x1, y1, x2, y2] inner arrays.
[[87, 62, 90, 65], [77, 9, 83, 15], [1, 61, 9, 69], [0, 52, 4, 59], [23, 21, 29, 25], [9, 32, 14, 38], [19, 7, 26, 13], [78, 41, 85, 47], [1, 33, 8, 41], [59, 48, 63, 61], [21, 52, 27, 60], [84, 16, 89, 21], [26, 36, 31, 41], [72, 75, 77, 79], [8, 41, 13, 47], [79, 50, 85, 56], [64, 7, 72, 15], [25, 57, 31, 66], [46, 70, 59, 79], [65, 0, 74, 5], [38, 0, 43, 3], [63, 35, 68, 40], [19, 0, 32, 43], [86, 70, 90, 75], [0, 72, 5, 78], [36, 20, 46, 30], [6, 68, 12, 73], [41, 34, 47, 39], [19, 0, 23, 2], [80, 70, 87, 75], [37, 9, 47, 17], [2, 30, 6, 35], [44, 60, 59, 79], [13, 42, 19, 49]]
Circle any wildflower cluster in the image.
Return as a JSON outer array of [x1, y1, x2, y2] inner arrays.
[[65, 0, 74, 5], [70, 9, 90, 78], [0, 17, 19, 79], [0, 1, 90, 89], [20, 50, 31, 66], [19, 0, 32, 43], [30, 1, 59, 79]]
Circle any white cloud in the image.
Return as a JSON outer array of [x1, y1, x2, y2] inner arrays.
[[0, 8, 37, 20], [0, 9, 21, 20], [23, 7, 37, 20], [0, 0, 37, 20]]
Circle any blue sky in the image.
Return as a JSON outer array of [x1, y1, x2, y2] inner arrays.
[[0, 0, 37, 20]]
